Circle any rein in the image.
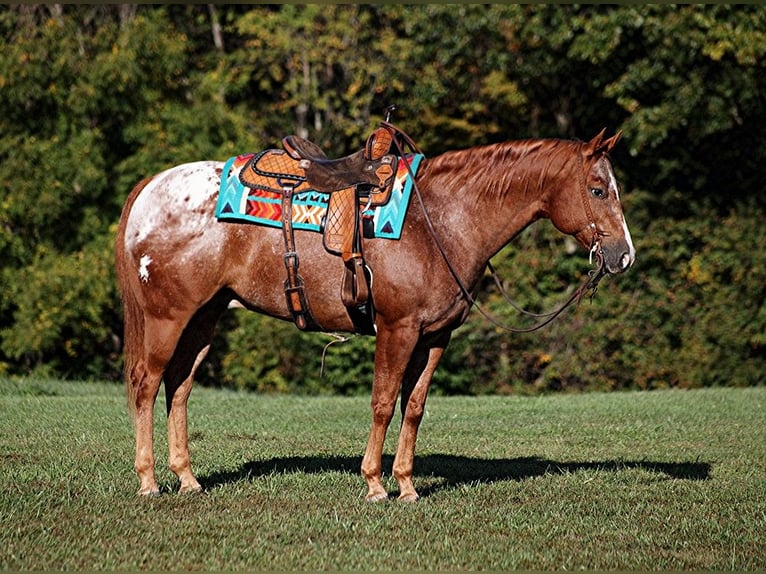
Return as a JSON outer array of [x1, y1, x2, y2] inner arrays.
[[383, 122, 607, 334]]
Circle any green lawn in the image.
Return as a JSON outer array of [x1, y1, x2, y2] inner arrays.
[[1, 378, 764, 570]]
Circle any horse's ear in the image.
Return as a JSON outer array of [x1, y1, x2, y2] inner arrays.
[[587, 129, 621, 157], [589, 128, 607, 148], [600, 130, 622, 153]]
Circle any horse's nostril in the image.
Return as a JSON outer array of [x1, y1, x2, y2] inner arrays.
[[620, 252, 632, 271]]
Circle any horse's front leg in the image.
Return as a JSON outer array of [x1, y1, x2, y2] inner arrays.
[[393, 332, 451, 502], [361, 324, 420, 502]]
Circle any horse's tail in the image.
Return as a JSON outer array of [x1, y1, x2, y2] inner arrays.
[[115, 177, 153, 414]]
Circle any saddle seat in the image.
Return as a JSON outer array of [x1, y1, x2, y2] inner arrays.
[[282, 127, 396, 194]]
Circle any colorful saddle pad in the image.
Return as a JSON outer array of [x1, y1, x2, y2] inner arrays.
[[215, 153, 423, 240]]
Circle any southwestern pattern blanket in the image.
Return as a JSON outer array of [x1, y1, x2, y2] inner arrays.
[[215, 153, 423, 239]]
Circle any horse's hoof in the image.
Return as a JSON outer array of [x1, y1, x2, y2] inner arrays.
[[398, 492, 420, 503], [365, 491, 390, 503], [179, 484, 204, 495], [138, 488, 161, 497]]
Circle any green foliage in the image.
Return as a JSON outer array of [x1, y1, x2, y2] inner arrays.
[[0, 230, 121, 379], [0, 5, 763, 392], [593, 6, 766, 216], [216, 311, 375, 395]]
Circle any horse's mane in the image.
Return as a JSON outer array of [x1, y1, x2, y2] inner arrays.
[[425, 138, 580, 200]]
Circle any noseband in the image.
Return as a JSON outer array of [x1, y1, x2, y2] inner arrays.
[[389, 128, 607, 334]]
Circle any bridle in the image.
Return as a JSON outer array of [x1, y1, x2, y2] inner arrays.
[[383, 122, 607, 334], [576, 141, 609, 269]]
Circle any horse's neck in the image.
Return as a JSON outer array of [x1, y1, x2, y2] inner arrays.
[[421, 141, 563, 262]]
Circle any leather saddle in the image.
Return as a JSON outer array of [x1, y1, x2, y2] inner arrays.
[[283, 131, 396, 203], [240, 127, 397, 203], [238, 126, 401, 334]]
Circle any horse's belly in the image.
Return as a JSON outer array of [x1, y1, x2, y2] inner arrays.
[[229, 229, 361, 330]]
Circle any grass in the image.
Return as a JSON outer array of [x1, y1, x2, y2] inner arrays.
[[0, 378, 764, 570]]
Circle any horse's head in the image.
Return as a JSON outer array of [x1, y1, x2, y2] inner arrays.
[[548, 129, 635, 274]]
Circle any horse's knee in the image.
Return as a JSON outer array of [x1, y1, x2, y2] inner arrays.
[[370, 398, 396, 426]]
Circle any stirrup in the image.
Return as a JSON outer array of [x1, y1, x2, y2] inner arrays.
[[341, 256, 370, 308]]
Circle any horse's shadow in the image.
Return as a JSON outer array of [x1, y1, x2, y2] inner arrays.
[[200, 453, 711, 497]]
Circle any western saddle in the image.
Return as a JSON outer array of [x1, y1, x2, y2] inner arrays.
[[239, 122, 415, 334]]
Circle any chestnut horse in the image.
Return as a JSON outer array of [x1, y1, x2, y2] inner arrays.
[[115, 129, 635, 501]]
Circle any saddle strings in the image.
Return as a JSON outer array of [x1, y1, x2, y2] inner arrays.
[[320, 333, 355, 377], [384, 122, 606, 334]]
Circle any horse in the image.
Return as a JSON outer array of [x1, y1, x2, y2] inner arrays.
[[115, 128, 635, 501]]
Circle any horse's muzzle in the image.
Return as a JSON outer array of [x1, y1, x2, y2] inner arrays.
[[605, 249, 635, 274]]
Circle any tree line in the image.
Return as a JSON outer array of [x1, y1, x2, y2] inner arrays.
[[1, 4, 763, 393]]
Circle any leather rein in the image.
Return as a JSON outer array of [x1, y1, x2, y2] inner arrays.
[[383, 122, 607, 334]]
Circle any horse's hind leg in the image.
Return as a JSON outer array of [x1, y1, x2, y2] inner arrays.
[[132, 317, 187, 496], [132, 363, 162, 496], [164, 295, 228, 493]]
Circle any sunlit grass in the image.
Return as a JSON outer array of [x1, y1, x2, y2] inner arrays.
[[1, 379, 764, 570]]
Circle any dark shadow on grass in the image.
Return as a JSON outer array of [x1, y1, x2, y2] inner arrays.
[[199, 454, 711, 497]]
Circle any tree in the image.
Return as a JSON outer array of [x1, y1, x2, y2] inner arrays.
[[0, 6, 252, 376], [570, 5, 766, 216], [0, 5, 762, 391]]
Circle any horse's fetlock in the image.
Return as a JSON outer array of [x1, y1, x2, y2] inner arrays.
[[361, 462, 379, 481], [392, 467, 410, 483]]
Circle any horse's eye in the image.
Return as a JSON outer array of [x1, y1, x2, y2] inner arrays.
[[590, 187, 607, 199]]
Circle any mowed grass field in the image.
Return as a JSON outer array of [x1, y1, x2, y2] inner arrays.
[[1, 378, 764, 570]]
